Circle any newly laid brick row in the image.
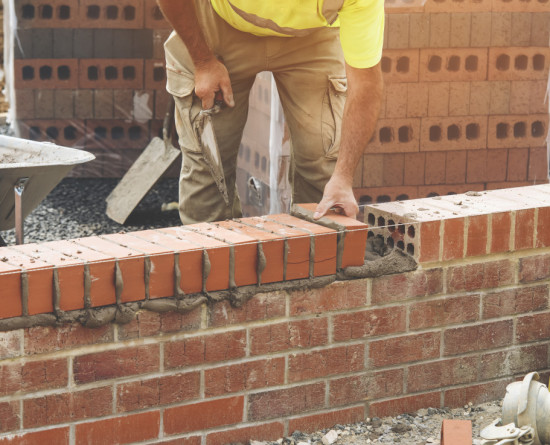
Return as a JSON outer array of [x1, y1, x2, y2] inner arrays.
[[364, 184, 550, 263], [0, 211, 367, 320]]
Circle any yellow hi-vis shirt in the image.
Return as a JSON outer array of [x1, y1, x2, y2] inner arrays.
[[209, 0, 385, 69]]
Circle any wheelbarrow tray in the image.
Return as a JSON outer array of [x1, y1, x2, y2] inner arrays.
[[0, 135, 95, 231]]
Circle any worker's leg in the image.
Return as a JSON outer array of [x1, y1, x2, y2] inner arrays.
[[270, 28, 346, 204], [164, 2, 262, 224]]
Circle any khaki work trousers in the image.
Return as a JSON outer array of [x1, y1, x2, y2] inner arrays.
[[164, 1, 347, 224]]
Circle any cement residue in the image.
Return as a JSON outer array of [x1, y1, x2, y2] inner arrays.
[[0, 239, 416, 331]]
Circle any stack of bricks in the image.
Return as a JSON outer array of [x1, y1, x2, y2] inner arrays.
[[355, 0, 550, 204], [10, 0, 174, 177]]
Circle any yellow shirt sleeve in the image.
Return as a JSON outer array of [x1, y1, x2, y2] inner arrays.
[[338, 0, 385, 69]]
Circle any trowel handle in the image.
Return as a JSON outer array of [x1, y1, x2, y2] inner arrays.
[[163, 97, 175, 143]]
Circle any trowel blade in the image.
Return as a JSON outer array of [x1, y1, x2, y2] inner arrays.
[[194, 113, 230, 206]]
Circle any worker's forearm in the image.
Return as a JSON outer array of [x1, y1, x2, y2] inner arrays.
[[333, 63, 383, 185], [156, 0, 215, 67]]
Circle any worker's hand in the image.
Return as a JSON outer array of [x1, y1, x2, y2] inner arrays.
[[314, 174, 359, 220], [194, 57, 235, 110]]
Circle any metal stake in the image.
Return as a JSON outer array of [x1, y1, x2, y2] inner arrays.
[[14, 177, 29, 245]]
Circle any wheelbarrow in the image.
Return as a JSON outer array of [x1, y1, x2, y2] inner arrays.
[[0, 135, 95, 245]]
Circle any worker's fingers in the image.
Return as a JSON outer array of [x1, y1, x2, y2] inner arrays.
[[313, 198, 333, 220], [220, 80, 235, 107], [199, 90, 215, 110]]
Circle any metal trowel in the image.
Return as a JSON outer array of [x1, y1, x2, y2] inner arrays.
[[192, 98, 230, 206]]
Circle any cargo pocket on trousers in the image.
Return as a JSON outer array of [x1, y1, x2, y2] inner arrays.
[[166, 68, 203, 153], [321, 76, 348, 160]]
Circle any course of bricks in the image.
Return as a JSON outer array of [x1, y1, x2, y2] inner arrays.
[[355, 0, 550, 203], [0, 187, 549, 443]]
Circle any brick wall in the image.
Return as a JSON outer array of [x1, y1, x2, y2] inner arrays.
[[356, 0, 550, 203], [0, 185, 549, 443]]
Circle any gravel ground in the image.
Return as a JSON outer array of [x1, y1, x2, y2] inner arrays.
[[0, 177, 507, 443], [0, 177, 181, 245], [271, 401, 503, 445]]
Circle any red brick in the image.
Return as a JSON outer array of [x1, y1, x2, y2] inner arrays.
[[22, 358, 68, 393], [385, 82, 407, 117], [483, 285, 548, 319], [156, 439, 201, 445], [290, 280, 366, 315], [0, 247, 53, 315], [0, 427, 69, 445], [190, 222, 258, 287], [208, 291, 286, 327], [446, 260, 514, 293], [444, 320, 513, 355], [289, 345, 364, 383], [507, 148, 529, 182], [444, 380, 511, 408], [288, 407, 365, 434], [333, 307, 406, 341], [369, 332, 440, 367], [419, 48, 488, 82], [407, 82, 429, 117], [159, 227, 230, 292], [536, 206, 550, 248], [466, 150, 487, 184], [217, 220, 284, 284], [205, 358, 284, 397], [165, 331, 246, 369], [516, 312, 550, 343], [529, 147, 549, 182], [425, 152, 446, 185], [369, 393, 440, 418], [17, 243, 86, 312], [250, 318, 328, 355], [515, 208, 535, 250], [74, 236, 145, 303], [24, 323, 114, 355], [466, 214, 488, 257], [404, 153, 426, 186], [78, 59, 144, 89], [14, 59, 79, 89], [75, 411, 160, 445], [24, 386, 112, 428], [480, 345, 548, 380], [444, 151, 466, 185], [428, 82, 450, 117], [118, 308, 201, 340], [382, 153, 404, 187], [248, 383, 325, 421], [488, 47, 550, 81], [0, 401, 19, 433], [207, 422, 284, 445], [362, 154, 384, 187], [78, 0, 145, 28], [102, 233, 175, 299], [407, 357, 478, 393], [241, 217, 311, 280], [47, 240, 117, 308], [381, 49, 420, 83], [442, 218, 464, 261], [372, 268, 443, 304], [490, 212, 511, 253], [164, 396, 243, 434], [410, 295, 480, 330], [267, 213, 337, 277], [145, 0, 170, 28], [419, 220, 441, 262], [74, 345, 159, 384], [117, 372, 200, 412], [520, 254, 550, 282], [145, 59, 166, 90], [294, 204, 369, 269], [486, 149, 508, 182], [0, 260, 23, 319], [329, 370, 404, 406], [441, 420, 472, 445]]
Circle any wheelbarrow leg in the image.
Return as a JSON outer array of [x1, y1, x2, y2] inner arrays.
[[14, 178, 29, 245]]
